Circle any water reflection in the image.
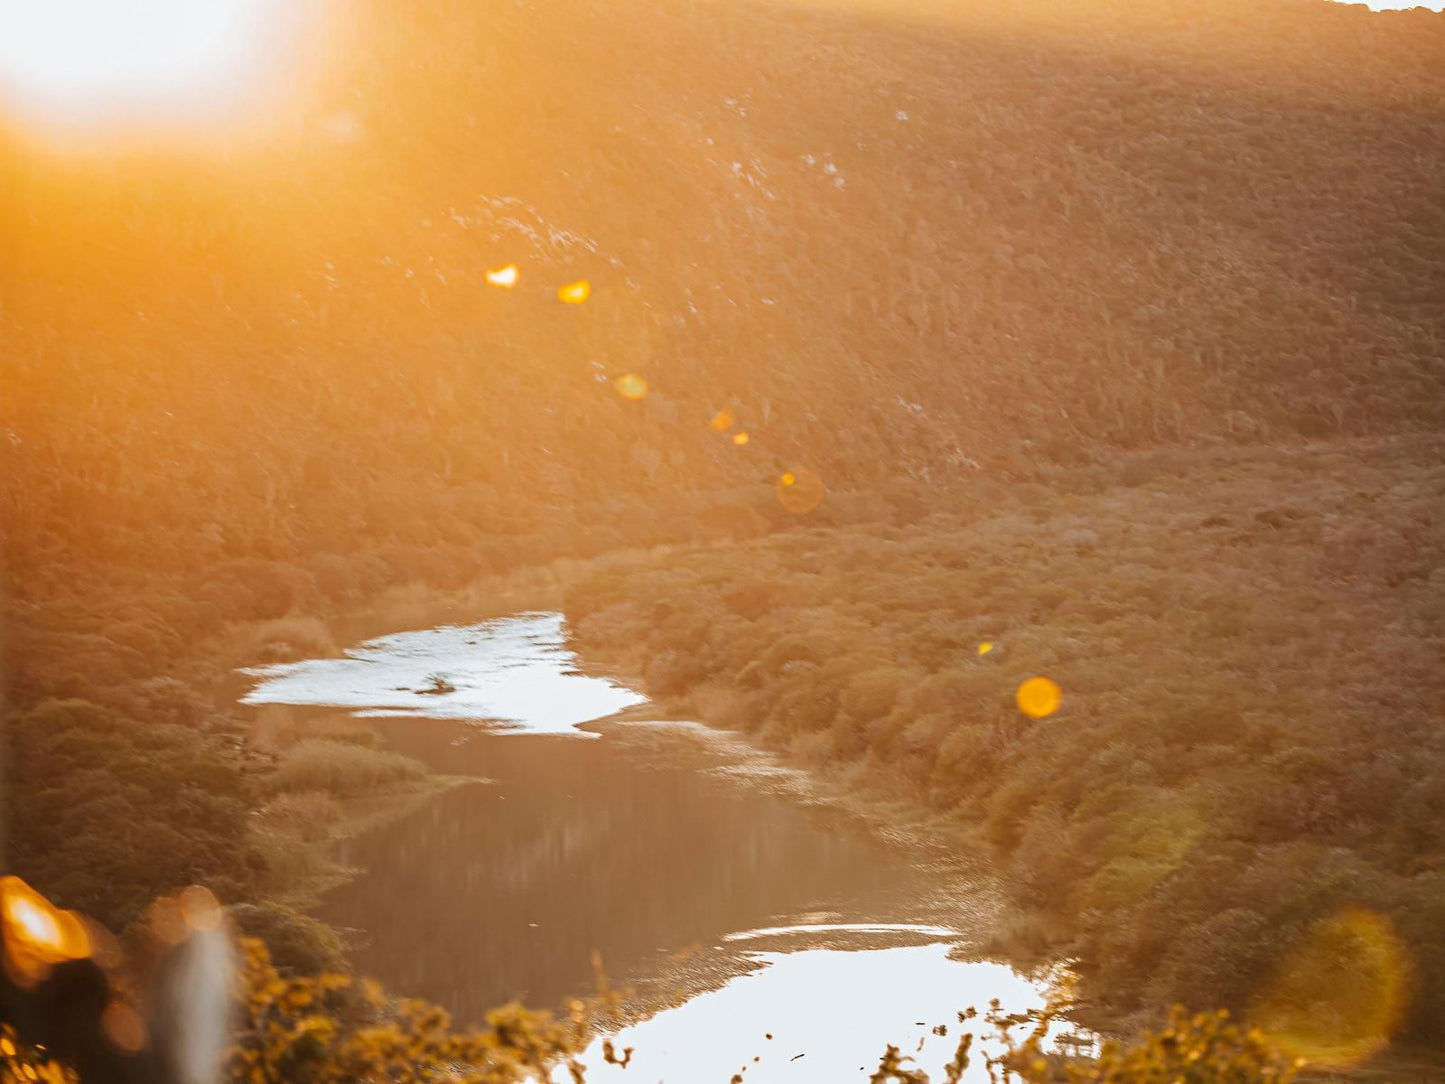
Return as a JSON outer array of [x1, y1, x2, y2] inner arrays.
[[568, 943, 1058, 1084], [241, 613, 644, 732], [323, 721, 930, 1021], [242, 612, 1049, 1065]]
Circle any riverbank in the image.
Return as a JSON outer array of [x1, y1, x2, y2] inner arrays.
[[219, 435, 1444, 1073], [223, 573, 1423, 1079], [230, 609, 1069, 1065], [588, 715, 1004, 925], [216, 563, 610, 943], [562, 436, 1445, 1072], [222, 688, 489, 969]]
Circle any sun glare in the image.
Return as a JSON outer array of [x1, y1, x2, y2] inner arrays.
[[486, 264, 522, 288], [0, 0, 277, 123], [1, 876, 92, 989]]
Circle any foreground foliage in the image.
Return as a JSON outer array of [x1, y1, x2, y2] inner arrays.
[[0, 1026, 75, 1084], [869, 1005, 1298, 1084], [0, 953, 1303, 1084], [230, 938, 588, 1084]]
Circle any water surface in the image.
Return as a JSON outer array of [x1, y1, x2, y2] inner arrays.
[[242, 612, 645, 733], [242, 613, 1080, 1080]]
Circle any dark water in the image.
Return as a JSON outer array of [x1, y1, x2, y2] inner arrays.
[[320, 718, 931, 1023]]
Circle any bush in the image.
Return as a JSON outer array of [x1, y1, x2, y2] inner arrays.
[[272, 739, 426, 798], [228, 904, 348, 975], [233, 615, 337, 665], [255, 790, 344, 843], [271, 712, 384, 751]]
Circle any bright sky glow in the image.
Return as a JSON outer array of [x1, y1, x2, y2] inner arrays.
[[0, 0, 275, 119]]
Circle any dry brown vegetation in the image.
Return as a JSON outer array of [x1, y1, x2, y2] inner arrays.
[[271, 738, 426, 798], [567, 435, 1445, 1050], [229, 616, 339, 666]]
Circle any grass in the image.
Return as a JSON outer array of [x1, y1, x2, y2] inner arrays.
[[255, 789, 345, 844], [272, 738, 427, 798]]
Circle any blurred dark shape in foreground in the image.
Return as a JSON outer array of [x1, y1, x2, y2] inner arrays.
[[1, 876, 234, 1084]]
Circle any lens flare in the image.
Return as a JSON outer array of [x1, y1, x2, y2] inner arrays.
[[1252, 909, 1409, 1067], [148, 896, 190, 945], [614, 373, 649, 401], [485, 263, 520, 288], [732, 432, 750, 446], [558, 279, 591, 304], [101, 1001, 148, 1053], [776, 467, 824, 514], [709, 409, 734, 432], [6, 896, 58, 947], [1015, 676, 1061, 719], [178, 884, 223, 932], [0, 876, 92, 989]]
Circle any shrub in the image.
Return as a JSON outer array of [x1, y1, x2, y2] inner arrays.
[[233, 615, 337, 665], [272, 739, 425, 798], [228, 904, 348, 976], [255, 790, 344, 843]]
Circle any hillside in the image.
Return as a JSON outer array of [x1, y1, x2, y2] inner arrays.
[[4, 0, 1444, 592]]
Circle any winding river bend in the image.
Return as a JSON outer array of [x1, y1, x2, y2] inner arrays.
[[242, 612, 1074, 1082]]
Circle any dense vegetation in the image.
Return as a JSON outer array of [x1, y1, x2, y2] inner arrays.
[[3, 0, 1443, 1076], [0, 946, 1304, 1084], [567, 436, 1445, 1055]]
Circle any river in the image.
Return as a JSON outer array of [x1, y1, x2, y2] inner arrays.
[[241, 612, 1081, 1082]]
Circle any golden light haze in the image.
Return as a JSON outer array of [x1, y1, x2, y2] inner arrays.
[[2, 0, 1443, 1072]]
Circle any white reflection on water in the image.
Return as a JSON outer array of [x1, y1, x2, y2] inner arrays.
[[570, 934, 1069, 1084], [725, 922, 959, 942], [240, 612, 645, 734]]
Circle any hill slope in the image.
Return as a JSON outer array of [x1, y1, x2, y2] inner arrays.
[[4, 0, 1444, 589]]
